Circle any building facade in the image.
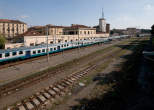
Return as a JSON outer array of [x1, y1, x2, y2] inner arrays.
[[0, 19, 27, 39], [23, 33, 109, 47]]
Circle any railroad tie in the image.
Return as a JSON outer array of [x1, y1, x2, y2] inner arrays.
[[67, 79, 74, 83], [18, 105, 26, 110], [48, 89, 56, 97], [31, 98, 40, 106], [72, 76, 79, 80], [55, 85, 66, 95], [25, 101, 34, 110], [70, 77, 76, 81], [60, 82, 68, 88], [63, 81, 71, 85], [43, 92, 51, 99], [36, 94, 47, 103], [56, 84, 64, 90]]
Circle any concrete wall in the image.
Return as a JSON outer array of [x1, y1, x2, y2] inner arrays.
[[5, 43, 24, 49]]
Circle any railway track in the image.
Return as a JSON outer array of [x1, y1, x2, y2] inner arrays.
[[0, 42, 104, 70], [7, 65, 97, 110], [5, 38, 145, 110], [0, 39, 129, 98]]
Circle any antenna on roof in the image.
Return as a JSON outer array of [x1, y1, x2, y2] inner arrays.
[[102, 8, 104, 19]]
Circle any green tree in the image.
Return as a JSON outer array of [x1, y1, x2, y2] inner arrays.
[[0, 34, 6, 49], [151, 24, 154, 35]]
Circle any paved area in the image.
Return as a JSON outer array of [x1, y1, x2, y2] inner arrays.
[[0, 40, 124, 86]]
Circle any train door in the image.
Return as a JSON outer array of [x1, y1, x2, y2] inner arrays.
[[57, 46, 60, 51], [25, 51, 31, 58]]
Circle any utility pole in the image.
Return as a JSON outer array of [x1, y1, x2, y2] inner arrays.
[[78, 28, 80, 55], [46, 26, 49, 62]]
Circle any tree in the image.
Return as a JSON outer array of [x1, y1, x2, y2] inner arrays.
[[0, 34, 6, 49], [151, 25, 154, 36]]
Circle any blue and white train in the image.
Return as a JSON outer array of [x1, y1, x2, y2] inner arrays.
[[0, 35, 129, 63]]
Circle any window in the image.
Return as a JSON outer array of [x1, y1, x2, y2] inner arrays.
[[64, 44, 66, 47], [61, 45, 63, 47], [65, 40, 67, 42], [30, 43, 34, 46], [50, 48, 53, 51], [19, 51, 23, 55], [42, 49, 45, 52], [12, 52, 17, 56], [5, 53, 10, 57], [54, 48, 56, 50], [38, 50, 41, 53], [67, 44, 69, 46], [0, 54, 2, 58], [88, 31, 90, 34], [33, 51, 36, 54]]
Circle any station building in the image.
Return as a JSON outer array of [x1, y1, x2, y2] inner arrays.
[[4, 10, 110, 49], [23, 23, 109, 47]]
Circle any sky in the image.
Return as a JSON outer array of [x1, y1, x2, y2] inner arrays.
[[0, 0, 153, 29]]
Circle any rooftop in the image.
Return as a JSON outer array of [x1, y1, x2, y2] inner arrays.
[[0, 19, 26, 24]]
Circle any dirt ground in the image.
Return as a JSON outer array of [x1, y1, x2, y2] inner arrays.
[[50, 37, 150, 110]]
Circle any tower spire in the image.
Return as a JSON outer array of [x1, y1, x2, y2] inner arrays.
[[102, 8, 104, 19]]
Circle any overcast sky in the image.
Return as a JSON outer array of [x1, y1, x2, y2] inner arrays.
[[0, 0, 153, 29]]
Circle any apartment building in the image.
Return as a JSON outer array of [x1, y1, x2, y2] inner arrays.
[[0, 19, 27, 39]]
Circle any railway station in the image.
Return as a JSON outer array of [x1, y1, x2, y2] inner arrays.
[[0, 0, 153, 110]]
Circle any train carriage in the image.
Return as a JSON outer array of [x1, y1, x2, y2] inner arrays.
[[0, 36, 129, 63]]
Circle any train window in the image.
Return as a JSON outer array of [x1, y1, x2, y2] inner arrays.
[[0, 54, 2, 58], [54, 48, 56, 50], [64, 44, 66, 47], [50, 48, 53, 51], [42, 49, 45, 52], [5, 53, 10, 57], [12, 52, 17, 56], [61, 45, 63, 47], [38, 50, 41, 53], [33, 51, 36, 54], [19, 51, 23, 54], [67, 44, 69, 46]]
